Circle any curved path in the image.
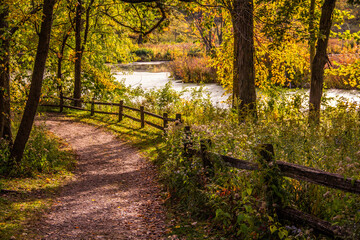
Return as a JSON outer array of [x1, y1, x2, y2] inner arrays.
[[36, 114, 166, 239]]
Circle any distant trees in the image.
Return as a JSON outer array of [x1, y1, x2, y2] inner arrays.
[[1, 0, 357, 165], [184, 8, 225, 54]]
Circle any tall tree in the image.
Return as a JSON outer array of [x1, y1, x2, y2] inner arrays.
[[0, 1, 42, 143], [231, 0, 256, 116], [73, 0, 95, 106], [73, 0, 83, 106], [0, 2, 11, 143], [309, 0, 336, 124], [10, 0, 56, 162], [309, 0, 316, 68]]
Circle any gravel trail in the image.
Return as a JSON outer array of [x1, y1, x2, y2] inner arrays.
[[36, 114, 166, 239]]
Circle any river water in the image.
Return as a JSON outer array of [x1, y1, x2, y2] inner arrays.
[[113, 62, 360, 108]]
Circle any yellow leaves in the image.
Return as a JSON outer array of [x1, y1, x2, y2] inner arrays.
[[326, 59, 360, 89]]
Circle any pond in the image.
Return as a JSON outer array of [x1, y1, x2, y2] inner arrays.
[[113, 62, 360, 108]]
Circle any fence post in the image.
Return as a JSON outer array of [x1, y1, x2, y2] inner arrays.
[[75, 98, 81, 108], [200, 139, 213, 172], [118, 100, 123, 122], [140, 106, 145, 128], [175, 113, 182, 126], [163, 112, 168, 130], [258, 144, 282, 214], [91, 98, 95, 116], [59, 90, 64, 113]]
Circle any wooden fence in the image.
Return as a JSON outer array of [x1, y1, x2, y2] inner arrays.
[[41, 94, 182, 131], [184, 126, 359, 239], [41, 96, 359, 238]]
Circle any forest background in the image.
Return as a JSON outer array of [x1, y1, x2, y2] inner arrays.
[[1, 0, 360, 239]]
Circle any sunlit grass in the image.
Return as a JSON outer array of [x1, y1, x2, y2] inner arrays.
[[40, 85, 360, 239], [0, 172, 73, 240], [0, 120, 76, 239]]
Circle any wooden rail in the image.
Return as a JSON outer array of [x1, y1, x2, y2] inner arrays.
[[40, 95, 181, 131], [184, 127, 358, 239], [41, 95, 357, 237]]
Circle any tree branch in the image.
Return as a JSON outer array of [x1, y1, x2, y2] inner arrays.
[[102, 11, 141, 33], [9, 4, 43, 36], [143, 2, 166, 36]]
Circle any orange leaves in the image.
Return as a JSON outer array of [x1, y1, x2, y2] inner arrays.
[[217, 187, 231, 197]]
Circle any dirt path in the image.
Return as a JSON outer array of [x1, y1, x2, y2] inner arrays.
[[35, 114, 167, 239]]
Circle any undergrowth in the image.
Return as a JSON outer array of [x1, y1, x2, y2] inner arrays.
[[0, 117, 75, 239], [0, 120, 75, 177], [42, 84, 360, 239]]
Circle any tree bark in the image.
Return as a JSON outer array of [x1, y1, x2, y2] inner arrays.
[[137, 34, 144, 44], [73, 0, 82, 106], [10, 0, 56, 162], [309, 0, 336, 124], [0, 3, 12, 143], [309, 0, 316, 68], [56, 32, 70, 94], [231, 0, 256, 118]]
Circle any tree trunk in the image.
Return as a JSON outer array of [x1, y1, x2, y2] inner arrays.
[[56, 32, 69, 94], [309, 0, 316, 68], [56, 52, 64, 97], [57, 55, 63, 86], [309, 0, 336, 124], [0, 4, 12, 143], [137, 34, 144, 44], [231, 0, 256, 118], [73, 0, 82, 106], [10, 0, 56, 162]]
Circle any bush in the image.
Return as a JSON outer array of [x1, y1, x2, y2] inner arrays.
[[152, 89, 360, 239], [131, 48, 154, 61], [137, 43, 205, 61], [168, 56, 217, 83], [0, 124, 75, 177]]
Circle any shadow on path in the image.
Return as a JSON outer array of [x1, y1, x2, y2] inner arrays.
[[35, 114, 166, 240]]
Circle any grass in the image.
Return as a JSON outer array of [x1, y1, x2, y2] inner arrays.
[[0, 172, 73, 240], [57, 108, 165, 154], [38, 86, 360, 239], [0, 128, 75, 240]]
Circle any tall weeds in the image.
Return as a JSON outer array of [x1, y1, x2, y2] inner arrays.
[[146, 86, 360, 239]]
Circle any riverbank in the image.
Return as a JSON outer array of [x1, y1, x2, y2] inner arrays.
[[112, 62, 360, 108]]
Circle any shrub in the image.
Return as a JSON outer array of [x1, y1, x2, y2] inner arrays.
[[0, 124, 75, 177], [168, 56, 217, 83], [131, 48, 154, 61], [152, 89, 360, 239]]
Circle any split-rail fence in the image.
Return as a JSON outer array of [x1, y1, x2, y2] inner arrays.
[[41, 94, 181, 131], [41, 96, 360, 239]]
